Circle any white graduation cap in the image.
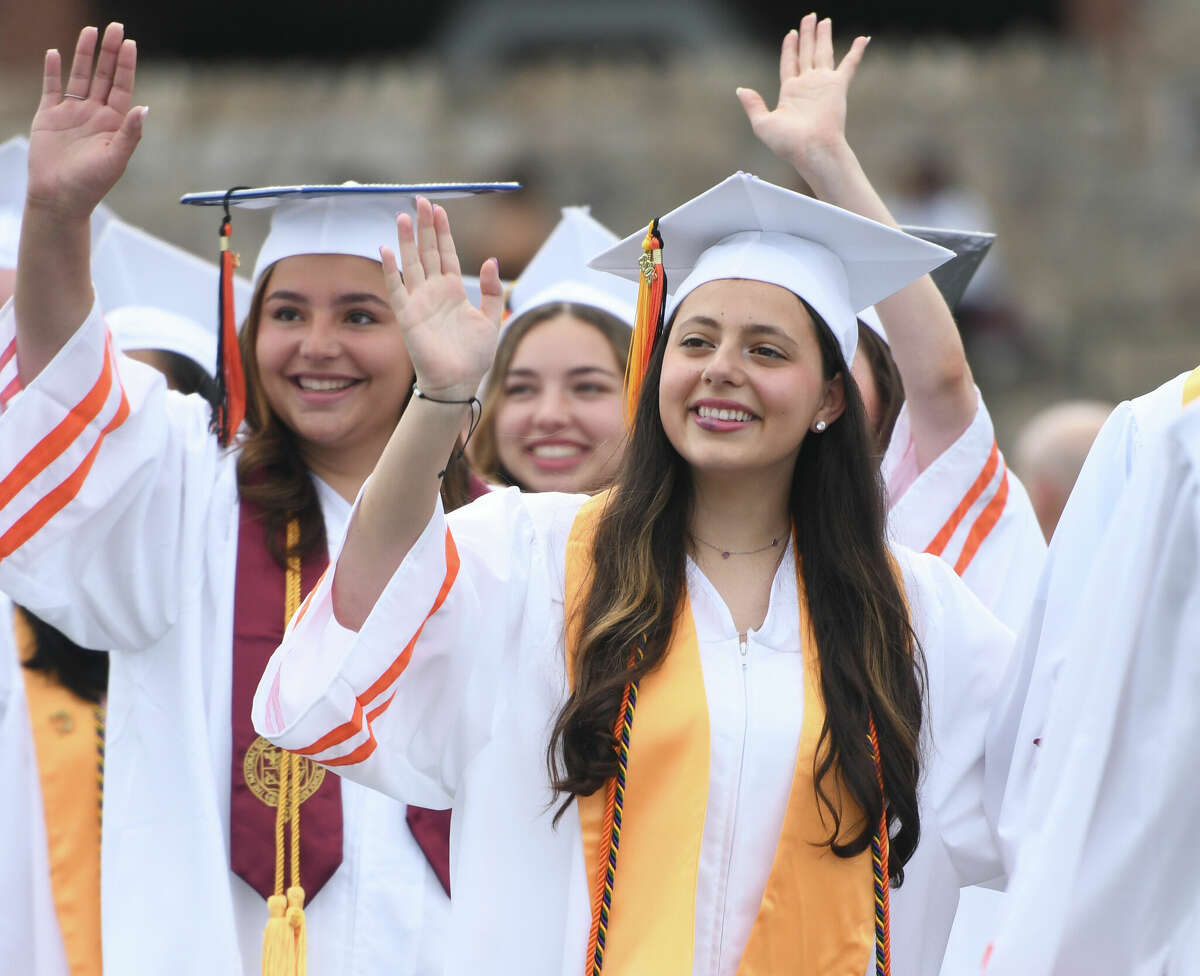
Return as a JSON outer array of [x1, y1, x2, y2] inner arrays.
[[92, 217, 253, 372], [179, 181, 521, 285], [858, 226, 996, 343], [1, 134, 115, 270], [506, 206, 638, 327], [590, 172, 954, 366]]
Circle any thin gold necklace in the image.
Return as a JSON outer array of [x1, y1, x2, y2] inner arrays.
[[689, 532, 783, 560]]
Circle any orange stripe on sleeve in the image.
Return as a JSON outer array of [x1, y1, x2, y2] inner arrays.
[[924, 441, 1001, 558], [0, 388, 130, 559], [294, 529, 461, 761], [290, 567, 329, 630], [0, 346, 118, 512], [0, 340, 15, 372], [954, 467, 1010, 575], [1, 376, 21, 408]]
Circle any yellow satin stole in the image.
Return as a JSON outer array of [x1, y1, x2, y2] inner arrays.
[[565, 492, 874, 976], [17, 610, 104, 976], [1183, 364, 1200, 407]]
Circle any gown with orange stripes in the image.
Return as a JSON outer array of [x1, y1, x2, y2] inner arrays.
[[0, 299, 448, 975], [251, 479, 1014, 976]]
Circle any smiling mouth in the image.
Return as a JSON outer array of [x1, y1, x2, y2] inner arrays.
[[694, 405, 756, 423], [294, 377, 360, 392], [528, 443, 585, 459]]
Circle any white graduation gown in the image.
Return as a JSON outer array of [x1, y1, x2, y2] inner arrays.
[[253, 485, 1014, 976], [884, 391, 1046, 975], [984, 370, 1192, 870], [0, 299, 447, 976], [983, 401, 1200, 976]]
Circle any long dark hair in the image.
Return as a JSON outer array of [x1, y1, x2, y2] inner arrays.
[[857, 321, 905, 457], [548, 297, 925, 883], [19, 607, 109, 704], [236, 263, 472, 568]]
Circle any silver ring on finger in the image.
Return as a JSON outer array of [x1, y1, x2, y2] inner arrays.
[[62, 93, 88, 100]]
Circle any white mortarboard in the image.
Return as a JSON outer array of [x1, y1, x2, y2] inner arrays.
[[179, 181, 521, 285], [858, 226, 996, 343], [92, 217, 253, 372], [590, 172, 954, 366], [506, 207, 638, 327], [1, 134, 115, 269]]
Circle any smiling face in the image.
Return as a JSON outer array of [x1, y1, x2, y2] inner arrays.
[[658, 278, 845, 483], [253, 253, 413, 463], [493, 313, 627, 493]]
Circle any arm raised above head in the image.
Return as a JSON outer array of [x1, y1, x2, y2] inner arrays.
[[738, 14, 976, 468], [332, 197, 504, 630], [15, 23, 146, 383]]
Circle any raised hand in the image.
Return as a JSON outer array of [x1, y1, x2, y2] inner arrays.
[[380, 198, 503, 401], [736, 14, 868, 177], [27, 23, 146, 221]]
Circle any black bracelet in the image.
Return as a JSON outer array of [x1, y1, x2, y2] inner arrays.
[[412, 385, 482, 479]]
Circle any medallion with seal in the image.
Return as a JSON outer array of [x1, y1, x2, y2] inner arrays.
[[243, 735, 325, 808]]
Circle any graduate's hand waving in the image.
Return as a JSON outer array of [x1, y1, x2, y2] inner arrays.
[[736, 14, 868, 177], [27, 23, 146, 221], [381, 198, 503, 401]]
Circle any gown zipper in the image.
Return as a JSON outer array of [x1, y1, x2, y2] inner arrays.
[[714, 632, 751, 973]]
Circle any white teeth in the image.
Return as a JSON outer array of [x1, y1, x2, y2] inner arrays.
[[531, 444, 582, 458], [697, 405, 753, 422], [298, 377, 356, 392]]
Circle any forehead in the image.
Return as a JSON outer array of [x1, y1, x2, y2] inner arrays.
[[265, 253, 386, 294], [671, 278, 814, 338], [508, 314, 621, 373]]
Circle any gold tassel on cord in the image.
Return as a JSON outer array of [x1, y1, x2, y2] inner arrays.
[[621, 219, 666, 429], [262, 521, 307, 976]]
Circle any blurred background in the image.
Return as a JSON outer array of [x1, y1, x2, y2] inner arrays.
[[2, 0, 1199, 444]]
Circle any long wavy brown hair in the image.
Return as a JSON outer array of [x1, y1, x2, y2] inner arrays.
[[857, 320, 905, 457], [548, 297, 925, 884], [235, 263, 471, 567]]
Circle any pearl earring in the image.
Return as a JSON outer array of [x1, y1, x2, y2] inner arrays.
[[814, 420, 827, 432]]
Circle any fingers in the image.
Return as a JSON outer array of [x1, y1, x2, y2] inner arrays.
[[814, 17, 835, 70], [433, 204, 462, 278], [838, 35, 870, 82], [64, 26, 99, 99], [379, 245, 409, 317], [797, 12, 817, 72], [477, 258, 504, 328], [735, 87, 769, 127], [89, 22, 125, 104], [395, 213, 424, 292], [40, 49, 62, 110], [109, 105, 147, 166], [108, 39, 137, 116], [779, 28, 798, 86], [415, 196, 443, 282]]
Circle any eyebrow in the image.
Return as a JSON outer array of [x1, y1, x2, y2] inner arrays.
[[264, 290, 391, 308], [679, 315, 799, 345], [505, 365, 620, 379]]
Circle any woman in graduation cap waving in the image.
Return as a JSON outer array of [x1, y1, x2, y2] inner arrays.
[[0, 22, 510, 976], [252, 19, 1014, 976]]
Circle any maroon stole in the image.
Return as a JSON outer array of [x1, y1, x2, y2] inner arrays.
[[230, 500, 342, 901]]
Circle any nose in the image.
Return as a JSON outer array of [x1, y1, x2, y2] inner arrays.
[[701, 338, 744, 387], [299, 313, 340, 360], [530, 385, 571, 431]]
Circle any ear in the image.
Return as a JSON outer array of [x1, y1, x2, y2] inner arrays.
[[813, 372, 846, 429]]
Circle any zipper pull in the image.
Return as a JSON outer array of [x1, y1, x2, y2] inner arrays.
[[738, 633, 748, 666]]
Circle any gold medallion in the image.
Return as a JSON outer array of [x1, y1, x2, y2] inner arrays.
[[243, 735, 325, 808]]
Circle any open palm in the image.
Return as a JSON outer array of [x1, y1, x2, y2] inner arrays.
[[26, 23, 145, 220], [737, 14, 868, 170], [381, 198, 503, 401]]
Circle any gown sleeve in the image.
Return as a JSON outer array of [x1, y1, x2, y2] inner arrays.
[[983, 404, 1200, 976], [252, 486, 585, 810], [0, 298, 223, 652], [898, 547, 1016, 888]]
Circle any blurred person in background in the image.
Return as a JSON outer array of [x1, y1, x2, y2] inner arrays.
[[470, 206, 635, 493], [1014, 399, 1113, 541], [0, 22, 518, 975]]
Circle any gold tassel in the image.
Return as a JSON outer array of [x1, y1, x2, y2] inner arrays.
[[621, 220, 665, 429], [287, 885, 307, 976], [262, 894, 295, 976]]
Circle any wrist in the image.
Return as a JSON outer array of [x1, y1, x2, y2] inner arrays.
[[786, 137, 858, 196], [411, 377, 481, 403]]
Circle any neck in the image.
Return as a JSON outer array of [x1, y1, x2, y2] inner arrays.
[[300, 431, 391, 503], [688, 464, 792, 554]]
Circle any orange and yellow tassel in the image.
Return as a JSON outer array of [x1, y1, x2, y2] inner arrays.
[[621, 220, 666, 429]]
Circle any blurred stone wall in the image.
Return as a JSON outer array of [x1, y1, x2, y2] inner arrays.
[[2, 0, 1198, 445]]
